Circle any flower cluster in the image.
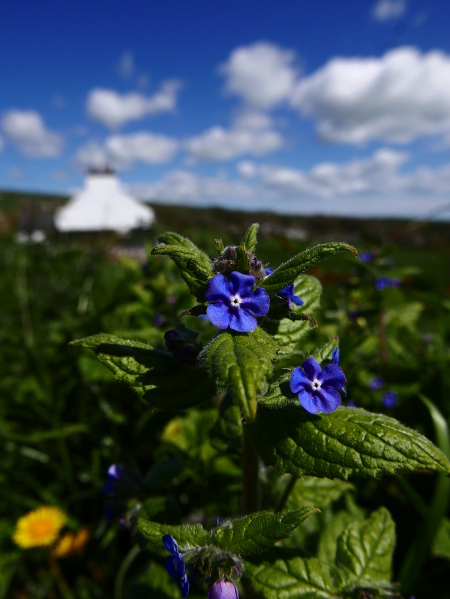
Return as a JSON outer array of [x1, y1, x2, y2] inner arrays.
[[205, 272, 269, 333], [265, 268, 303, 309], [164, 534, 189, 598], [290, 356, 347, 414]]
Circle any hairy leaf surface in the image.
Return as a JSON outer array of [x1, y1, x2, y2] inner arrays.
[[250, 405, 450, 479], [260, 243, 356, 296], [241, 223, 259, 254], [199, 328, 278, 420], [71, 334, 215, 410]]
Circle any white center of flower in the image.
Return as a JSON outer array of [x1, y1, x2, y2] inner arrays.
[[312, 379, 321, 390], [229, 294, 242, 308]]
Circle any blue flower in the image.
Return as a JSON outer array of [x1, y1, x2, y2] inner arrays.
[[332, 347, 339, 365], [205, 271, 270, 332], [102, 464, 124, 495], [265, 268, 303, 309], [163, 534, 189, 598], [208, 580, 239, 599], [375, 277, 400, 290], [369, 377, 384, 390], [290, 357, 347, 414], [359, 251, 374, 263], [382, 390, 398, 408]]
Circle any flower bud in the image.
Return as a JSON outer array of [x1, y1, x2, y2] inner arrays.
[[207, 580, 239, 599]]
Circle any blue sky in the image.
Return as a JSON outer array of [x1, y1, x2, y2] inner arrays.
[[2, 0, 450, 218]]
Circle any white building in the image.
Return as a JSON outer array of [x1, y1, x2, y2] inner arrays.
[[55, 170, 155, 233]]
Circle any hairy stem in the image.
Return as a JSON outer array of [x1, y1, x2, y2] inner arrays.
[[243, 422, 259, 515]]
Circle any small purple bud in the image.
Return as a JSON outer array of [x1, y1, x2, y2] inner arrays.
[[369, 377, 384, 390], [359, 251, 374, 263], [382, 390, 398, 409], [207, 580, 239, 599]]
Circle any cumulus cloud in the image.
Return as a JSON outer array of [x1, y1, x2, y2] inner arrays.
[[86, 80, 182, 129], [372, 0, 406, 21], [220, 42, 298, 109], [290, 47, 450, 144], [185, 111, 283, 161], [2, 110, 63, 158], [76, 132, 178, 170], [132, 170, 253, 204]]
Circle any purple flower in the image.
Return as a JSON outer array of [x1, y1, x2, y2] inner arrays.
[[265, 268, 303, 309], [359, 251, 374, 263], [382, 390, 398, 409], [290, 357, 347, 414], [205, 272, 270, 333], [375, 277, 400, 291], [163, 534, 189, 598], [102, 464, 124, 495], [369, 377, 384, 390], [207, 580, 239, 599]]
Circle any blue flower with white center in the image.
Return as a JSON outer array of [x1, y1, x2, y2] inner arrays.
[[163, 534, 189, 598], [375, 277, 400, 290], [102, 464, 124, 495], [205, 271, 270, 333], [382, 390, 398, 409], [290, 357, 347, 414], [265, 268, 304, 310]]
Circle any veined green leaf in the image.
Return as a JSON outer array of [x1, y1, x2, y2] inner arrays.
[[318, 511, 360, 564], [260, 243, 357, 296], [199, 328, 278, 420], [245, 548, 345, 599], [241, 223, 259, 254], [211, 507, 319, 556], [250, 405, 450, 480], [336, 508, 394, 589], [137, 507, 317, 557], [151, 242, 214, 299], [286, 477, 354, 511], [71, 334, 215, 410]]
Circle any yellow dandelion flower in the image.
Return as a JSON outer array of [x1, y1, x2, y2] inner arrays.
[[13, 506, 67, 549], [71, 527, 90, 554], [52, 527, 90, 559]]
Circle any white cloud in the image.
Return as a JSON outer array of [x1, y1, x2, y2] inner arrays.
[[86, 80, 182, 129], [372, 0, 406, 21], [220, 42, 298, 109], [132, 170, 253, 204], [76, 132, 178, 170], [290, 47, 450, 144], [185, 111, 282, 161], [117, 51, 135, 79], [2, 110, 63, 158]]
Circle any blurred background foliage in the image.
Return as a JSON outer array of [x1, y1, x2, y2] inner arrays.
[[1, 200, 450, 598]]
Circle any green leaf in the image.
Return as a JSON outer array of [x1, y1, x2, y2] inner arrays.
[[286, 477, 354, 511], [258, 339, 337, 409], [260, 243, 357, 296], [71, 334, 215, 410], [236, 245, 250, 273], [264, 276, 322, 359], [211, 507, 319, 556], [245, 548, 345, 599], [336, 508, 394, 589], [136, 519, 210, 550], [151, 242, 214, 300], [433, 517, 450, 559], [317, 511, 359, 564], [241, 223, 259, 254], [199, 328, 278, 420], [250, 405, 450, 480]]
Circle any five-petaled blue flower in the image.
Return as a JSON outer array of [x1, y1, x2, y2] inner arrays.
[[290, 357, 347, 414], [102, 464, 124, 495], [375, 277, 400, 291], [205, 271, 270, 332], [382, 390, 398, 409], [163, 534, 189, 598], [265, 268, 304, 309]]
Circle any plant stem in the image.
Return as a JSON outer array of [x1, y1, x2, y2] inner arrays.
[[114, 544, 141, 599], [275, 475, 297, 514], [48, 555, 75, 599], [243, 422, 259, 515]]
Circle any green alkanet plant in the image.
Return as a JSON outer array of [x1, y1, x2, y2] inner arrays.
[[72, 223, 450, 599]]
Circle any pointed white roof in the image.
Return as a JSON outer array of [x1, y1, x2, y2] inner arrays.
[[55, 172, 155, 233]]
